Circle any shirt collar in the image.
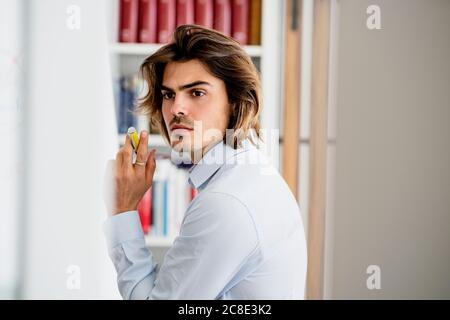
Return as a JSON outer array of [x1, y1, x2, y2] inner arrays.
[[188, 140, 250, 190]]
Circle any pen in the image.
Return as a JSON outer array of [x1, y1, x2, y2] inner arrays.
[[127, 127, 140, 151]]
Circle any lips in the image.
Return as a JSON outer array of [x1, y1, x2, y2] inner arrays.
[[170, 124, 193, 131]]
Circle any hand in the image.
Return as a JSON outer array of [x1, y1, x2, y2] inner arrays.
[[103, 130, 157, 216]]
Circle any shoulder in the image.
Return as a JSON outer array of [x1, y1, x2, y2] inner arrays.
[[184, 191, 259, 242], [188, 191, 252, 221]]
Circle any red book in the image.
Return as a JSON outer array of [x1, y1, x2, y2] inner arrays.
[[177, 0, 195, 26], [119, 0, 139, 42], [139, 0, 158, 43], [158, 0, 176, 43], [138, 188, 152, 234], [190, 188, 198, 200], [214, 0, 231, 36], [231, 0, 249, 44], [195, 0, 214, 29]]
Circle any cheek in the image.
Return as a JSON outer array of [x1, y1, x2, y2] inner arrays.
[[200, 104, 229, 131], [210, 100, 230, 128], [161, 104, 171, 124]]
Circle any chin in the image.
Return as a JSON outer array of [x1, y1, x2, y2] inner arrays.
[[170, 139, 192, 153], [169, 131, 203, 152]]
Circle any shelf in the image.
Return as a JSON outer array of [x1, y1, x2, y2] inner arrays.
[[118, 133, 167, 147], [110, 43, 263, 58], [145, 235, 176, 247]]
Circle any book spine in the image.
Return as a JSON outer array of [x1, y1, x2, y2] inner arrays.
[[138, 0, 158, 43], [148, 187, 154, 234], [137, 188, 152, 234], [158, 0, 177, 43], [176, 0, 195, 26], [127, 76, 137, 129], [170, 165, 186, 237], [191, 187, 198, 200], [194, 0, 214, 29], [214, 0, 231, 36], [119, 0, 139, 42], [150, 184, 155, 235], [118, 77, 128, 134], [152, 180, 162, 236], [248, 0, 261, 45], [231, 0, 249, 45], [163, 180, 169, 236]]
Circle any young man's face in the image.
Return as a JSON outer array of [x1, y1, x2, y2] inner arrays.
[[161, 59, 231, 161]]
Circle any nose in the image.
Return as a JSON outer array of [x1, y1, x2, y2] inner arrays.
[[170, 94, 189, 117]]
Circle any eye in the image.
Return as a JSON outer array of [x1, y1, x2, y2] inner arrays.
[[162, 91, 175, 100], [192, 90, 205, 97]]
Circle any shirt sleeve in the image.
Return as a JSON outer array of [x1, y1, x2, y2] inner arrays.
[[103, 210, 158, 300], [103, 192, 259, 300]]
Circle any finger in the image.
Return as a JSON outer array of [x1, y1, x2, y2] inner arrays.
[[145, 149, 157, 186], [135, 130, 149, 170], [121, 133, 133, 169]]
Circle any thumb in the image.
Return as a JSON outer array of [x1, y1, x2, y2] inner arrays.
[[145, 149, 157, 186]]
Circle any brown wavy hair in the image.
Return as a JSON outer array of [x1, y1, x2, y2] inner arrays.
[[136, 24, 262, 149]]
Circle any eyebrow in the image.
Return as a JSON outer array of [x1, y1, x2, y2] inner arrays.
[[160, 81, 212, 92]]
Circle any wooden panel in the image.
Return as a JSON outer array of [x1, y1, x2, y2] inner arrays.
[[282, 0, 302, 197], [307, 0, 331, 300]]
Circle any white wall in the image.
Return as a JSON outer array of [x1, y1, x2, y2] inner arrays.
[[0, 0, 23, 299], [22, 0, 120, 299], [327, 0, 450, 299]]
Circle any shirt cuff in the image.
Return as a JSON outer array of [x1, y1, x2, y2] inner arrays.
[[103, 210, 144, 250]]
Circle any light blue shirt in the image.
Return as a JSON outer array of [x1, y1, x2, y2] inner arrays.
[[103, 140, 308, 299]]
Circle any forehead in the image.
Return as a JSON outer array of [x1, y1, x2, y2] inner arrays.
[[162, 59, 218, 87]]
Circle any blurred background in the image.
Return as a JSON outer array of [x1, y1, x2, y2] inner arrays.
[[0, 0, 449, 299]]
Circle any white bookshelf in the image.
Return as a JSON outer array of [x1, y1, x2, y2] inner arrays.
[[110, 42, 263, 57], [107, 0, 283, 249]]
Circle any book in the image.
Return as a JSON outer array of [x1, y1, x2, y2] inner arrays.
[[249, 0, 261, 45], [138, 187, 152, 234], [214, 0, 231, 36], [151, 180, 163, 236], [176, 0, 195, 26], [134, 76, 151, 132], [163, 180, 169, 236], [231, 0, 249, 45], [117, 76, 137, 134], [115, 74, 152, 136], [138, 0, 158, 43], [191, 187, 198, 200], [158, 0, 177, 43], [146, 159, 193, 239], [171, 166, 190, 236], [151, 159, 169, 236], [119, 0, 139, 42], [195, 0, 214, 29]]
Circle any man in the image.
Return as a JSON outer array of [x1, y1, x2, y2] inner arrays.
[[104, 25, 307, 299]]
